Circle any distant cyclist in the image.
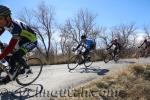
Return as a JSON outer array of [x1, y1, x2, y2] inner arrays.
[[107, 38, 122, 57], [138, 39, 150, 56], [73, 35, 96, 63], [0, 5, 37, 84], [138, 39, 150, 49]]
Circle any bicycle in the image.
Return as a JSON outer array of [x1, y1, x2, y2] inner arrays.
[[103, 49, 120, 63], [67, 47, 95, 71], [135, 47, 150, 59], [0, 51, 43, 86]]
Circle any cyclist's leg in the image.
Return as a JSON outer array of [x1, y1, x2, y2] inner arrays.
[[144, 46, 148, 57], [83, 48, 90, 58], [144, 46, 150, 57], [148, 47, 150, 56], [9, 41, 37, 74], [113, 47, 117, 57], [18, 41, 37, 68], [1, 50, 25, 84], [1, 40, 37, 83], [9, 49, 26, 74]]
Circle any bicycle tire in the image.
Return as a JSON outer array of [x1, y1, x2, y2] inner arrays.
[[67, 55, 80, 71], [84, 52, 95, 67], [104, 53, 112, 63], [114, 55, 119, 62], [16, 58, 43, 86]]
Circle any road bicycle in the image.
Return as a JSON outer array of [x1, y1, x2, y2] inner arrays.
[[0, 51, 43, 86], [103, 49, 120, 63], [67, 47, 95, 71]]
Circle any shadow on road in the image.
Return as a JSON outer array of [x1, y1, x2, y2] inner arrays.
[[0, 84, 43, 100], [73, 66, 109, 75], [118, 60, 136, 64]]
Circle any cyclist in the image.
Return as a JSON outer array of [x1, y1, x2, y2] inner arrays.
[[0, 5, 37, 84], [138, 39, 150, 49], [73, 35, 96, 64], [107, 38, 122, 57], [138, 39, 150, 56]]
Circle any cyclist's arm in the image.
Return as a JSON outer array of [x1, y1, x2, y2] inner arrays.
[[0, 36, 19, 59], [139, 42, 144, 48], [107, 44, 113, 50], [75, 42, 82, 50]]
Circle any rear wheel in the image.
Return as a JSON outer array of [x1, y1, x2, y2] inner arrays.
[[114, 55, 119, 62], [84, 51, 95, 67], [16, 58, 43, 86]]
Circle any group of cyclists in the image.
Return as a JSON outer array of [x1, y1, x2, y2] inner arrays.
[[0, 5, 149, 84]]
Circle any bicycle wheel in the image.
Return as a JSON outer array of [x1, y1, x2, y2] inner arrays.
[[84, 52, 95, 67], [68, 55, 81, 70], [16, 58, 43, 86], [114, 55, 119, 62], [135, 49, 143, 59], [104, 53, 112, 63]]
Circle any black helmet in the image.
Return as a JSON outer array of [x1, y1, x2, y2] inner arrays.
[[0, 5, 11, 16], [81, 35, 86, 39]]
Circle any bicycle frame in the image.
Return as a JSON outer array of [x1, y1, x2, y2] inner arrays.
[[0, 61, 19, 81]]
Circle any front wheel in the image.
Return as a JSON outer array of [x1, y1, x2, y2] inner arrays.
[[104, 53, 112, 63], [67, 55, 82, 71], [16, 58, 43, 86]]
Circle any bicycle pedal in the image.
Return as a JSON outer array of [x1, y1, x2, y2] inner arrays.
[[25, 69, 32, 74]]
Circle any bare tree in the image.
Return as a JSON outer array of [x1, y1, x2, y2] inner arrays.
[[98, 27, 110, 48], [59, 9, 100, 54], [59, 21, 75, 55], [144, 25, 150, 39], [111, 24, 137, 48], [18, 2, 55, 64]]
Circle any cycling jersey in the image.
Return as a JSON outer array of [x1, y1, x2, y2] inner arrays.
[[85, 39, 96, 49], [108, 41, 122, 50], [1, 19, 37, 42], [76, 39, 96, 50], [0, 19, 37, 60]]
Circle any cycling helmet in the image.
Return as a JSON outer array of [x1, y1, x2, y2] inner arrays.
[[81, 35, 86, 39], [0, 5, 11, 16]]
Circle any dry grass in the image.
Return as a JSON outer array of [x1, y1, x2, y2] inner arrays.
[[57, 64, 150, 100], [34, 48, 148, 65]]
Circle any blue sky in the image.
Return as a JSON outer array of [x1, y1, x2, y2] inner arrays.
[[0, 0, 150, 43]]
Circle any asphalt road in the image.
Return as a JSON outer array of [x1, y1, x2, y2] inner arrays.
[[0, 57, 149, 100]]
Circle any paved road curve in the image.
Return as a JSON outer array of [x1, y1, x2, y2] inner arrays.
[[0, 57, 149, 100]]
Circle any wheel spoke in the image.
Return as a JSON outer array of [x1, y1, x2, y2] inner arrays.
[[68, 55, 79, 70], [16, 58, 43, 86]]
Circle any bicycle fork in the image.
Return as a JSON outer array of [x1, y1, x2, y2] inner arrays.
[[1, 65, 19, 81]]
